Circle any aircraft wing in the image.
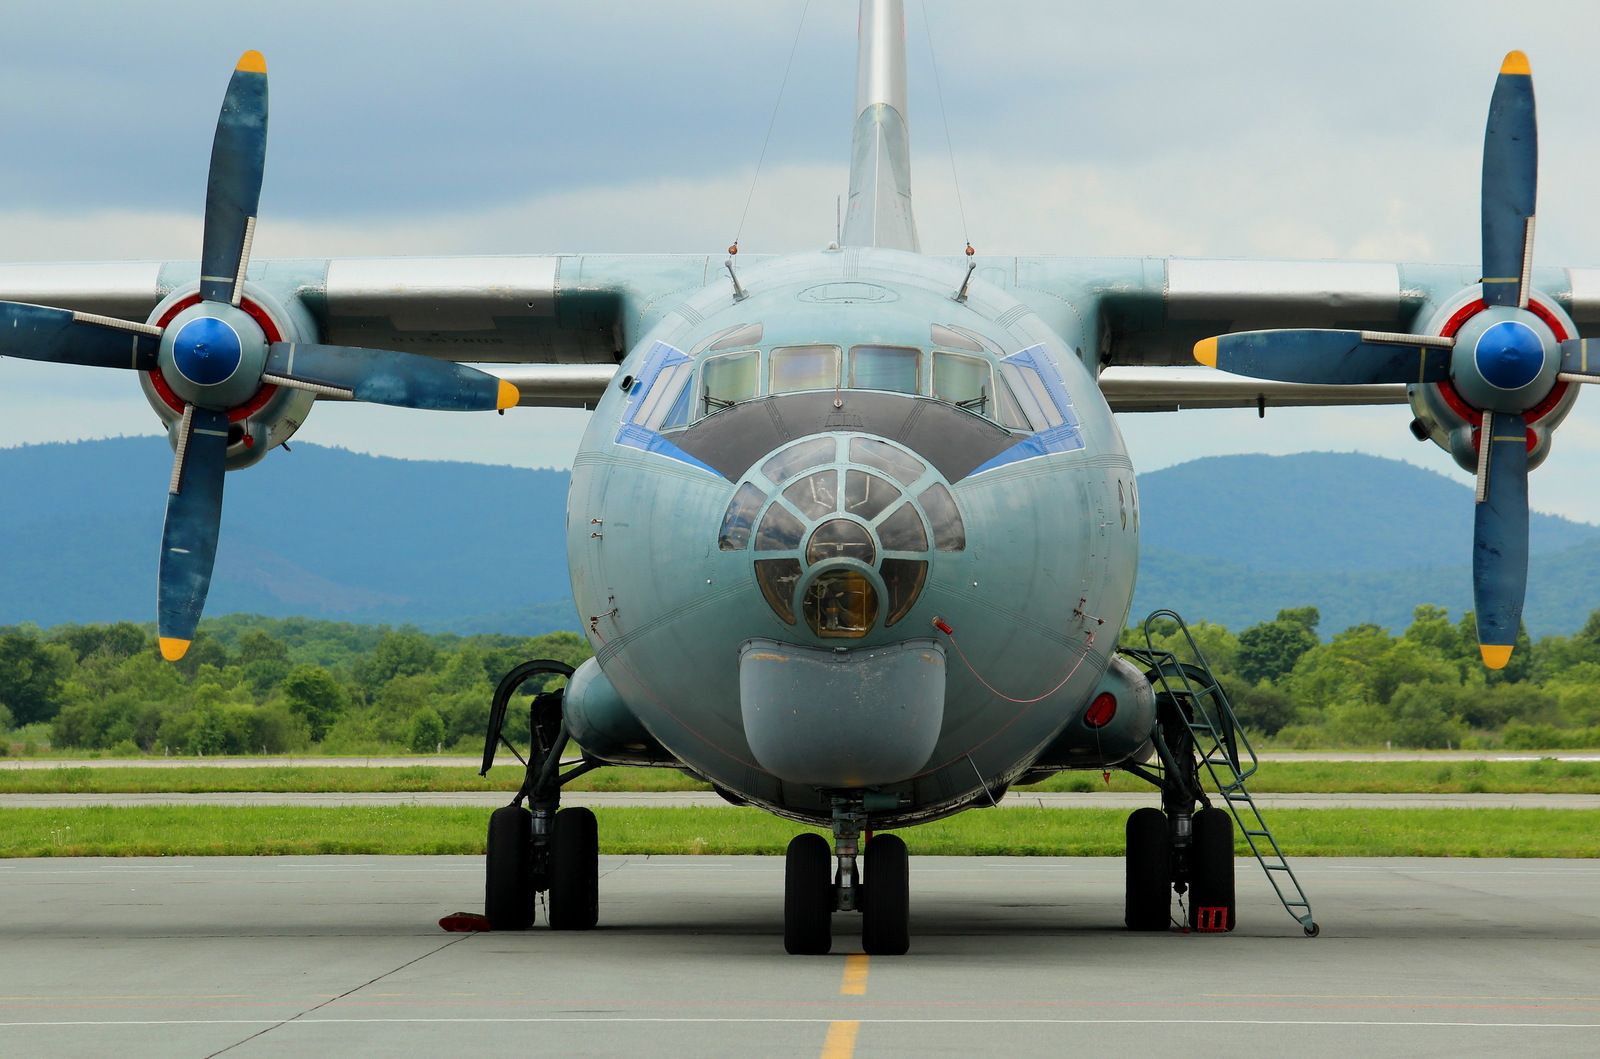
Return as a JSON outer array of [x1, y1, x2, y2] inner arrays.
[[999, 256, 1600, 412], [0, 254, 717, 409]]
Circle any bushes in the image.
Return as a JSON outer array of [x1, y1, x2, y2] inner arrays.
[[33, 617, 591, 757], [1131, 603, 1600, 750]]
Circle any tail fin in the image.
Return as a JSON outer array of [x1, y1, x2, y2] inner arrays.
[[840, 0, 920, 252]]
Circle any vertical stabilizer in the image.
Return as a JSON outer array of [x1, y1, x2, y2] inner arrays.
[[841, 0, 920, 252]]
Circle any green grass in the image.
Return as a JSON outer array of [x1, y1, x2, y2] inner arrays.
[[0, 764, 709, 795], [1019, 758, 1600, 795], [1, 806, 1596, 859], [7, 759, 1598, 794]]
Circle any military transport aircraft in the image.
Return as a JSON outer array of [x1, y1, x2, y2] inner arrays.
[[1, 1, 1593, 954]]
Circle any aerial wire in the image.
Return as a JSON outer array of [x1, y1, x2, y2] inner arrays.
[[919, 1, 970, 252], [733, 0, 813, 251]]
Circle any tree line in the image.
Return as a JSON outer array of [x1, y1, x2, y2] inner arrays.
[[1137, 604, 1600, 749], [4, 605, 1600, 756], [0, 615, 589, 757]]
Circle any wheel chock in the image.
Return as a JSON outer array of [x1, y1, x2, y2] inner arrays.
[[1194, 907, 1229, 933], [439, 911, 493, 932]]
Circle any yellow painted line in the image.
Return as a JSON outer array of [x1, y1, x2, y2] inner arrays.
[[821, 1020, 860, 1058], [821, 955, 870, 1057], [840, 954, 870, 995]]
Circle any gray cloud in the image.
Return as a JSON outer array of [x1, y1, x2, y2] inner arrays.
[[6, 1, 1600, 522]]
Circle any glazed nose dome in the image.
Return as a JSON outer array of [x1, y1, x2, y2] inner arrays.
[[716, 434, 965, 638]]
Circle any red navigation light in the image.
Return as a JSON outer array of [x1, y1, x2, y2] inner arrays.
[[1084, 692, 1117, 728]]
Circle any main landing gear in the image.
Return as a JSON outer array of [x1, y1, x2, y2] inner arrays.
[[784, 793, 909, 955], [481, 660, 603, 931], [1123, 684, 1236, 932]]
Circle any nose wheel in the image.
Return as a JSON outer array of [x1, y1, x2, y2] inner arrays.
[[784, 833, 834, 954], [860, 833, 910, 955], [784, 793, 912, 955]]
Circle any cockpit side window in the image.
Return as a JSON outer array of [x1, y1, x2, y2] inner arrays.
[[702, 349, 760, 414], [632, 359, 696, 431], [999, 360, 1065, 428], [849, 345, 920, 394], [932, 351, 992, 414], [770, 345, 841, 394]]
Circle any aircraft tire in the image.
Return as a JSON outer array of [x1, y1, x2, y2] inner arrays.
[[1187, 808, 1236, 932], [784, 833, 833, 955], [861, 833, 910, 955], [1124, 807, 1171, 931], [485, 805, 536, 930], [548, 806, 599, 930]]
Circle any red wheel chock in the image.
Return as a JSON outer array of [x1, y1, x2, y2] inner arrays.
[[439, 912, 493, 932]]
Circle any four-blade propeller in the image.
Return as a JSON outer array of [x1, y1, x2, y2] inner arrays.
[[0, 52, 519, 660], [1194, 51, 1580, 670]]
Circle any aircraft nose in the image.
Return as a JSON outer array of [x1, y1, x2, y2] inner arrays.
[[715, 433, 965, 639]]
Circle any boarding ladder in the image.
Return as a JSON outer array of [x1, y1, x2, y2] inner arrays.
[[1121, 609, 1319, 936]]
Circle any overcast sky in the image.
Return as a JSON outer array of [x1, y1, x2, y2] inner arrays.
[[7, 1, 1600, 520]]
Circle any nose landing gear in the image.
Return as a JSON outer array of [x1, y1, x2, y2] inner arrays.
[[783, 791, 910, 955]]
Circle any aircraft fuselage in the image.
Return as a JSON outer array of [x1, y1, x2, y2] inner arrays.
[[567, 247, 1143, 827]]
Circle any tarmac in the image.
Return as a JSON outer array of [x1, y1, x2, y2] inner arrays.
[[0, 854, 1595, 1058]]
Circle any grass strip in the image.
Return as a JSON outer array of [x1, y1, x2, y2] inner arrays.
[[1, 806, 1596, 859], [2, 758, 1598, 795]]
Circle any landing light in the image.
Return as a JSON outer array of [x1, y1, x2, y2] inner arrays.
[[1085, 692, 1117, 728]]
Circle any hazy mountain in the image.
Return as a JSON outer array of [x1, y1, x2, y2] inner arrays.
[[1132, 451, 1600, 636], [0, 437, 577, 634], [3, 440, 1597, 638]]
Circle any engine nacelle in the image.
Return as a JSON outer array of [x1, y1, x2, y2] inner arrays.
[[1407, 287, 1580, 474], [1020, 653, 1157, 777], [138, 282, 318, 470], [564, 657, 678, 766]]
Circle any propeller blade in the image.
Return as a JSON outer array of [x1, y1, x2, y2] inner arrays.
[[1481, 51, 1537, 308], [264, 342, 520, 411], [1472, 411, 1529, 668], [1557, 337, 1600, 382], [157, 406, 230, 660], [0, 301, 161, 370], [200, 51, 268, 307], [1194, 329, 1452, 385]]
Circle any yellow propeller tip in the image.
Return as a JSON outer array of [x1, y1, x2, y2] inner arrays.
[[1480, 643, 1514, 669], [496, 379, 521, 410], [1194, 337, 1219, 368], [159, 637, 192, 662], [1500, 50, 1530, 76], [236, 50, 267, 73]]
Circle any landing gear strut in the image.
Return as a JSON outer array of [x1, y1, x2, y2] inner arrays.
[[1122, 684, 1236, 932], [783, 791, 908, 955], [480, 659, 603, 931]]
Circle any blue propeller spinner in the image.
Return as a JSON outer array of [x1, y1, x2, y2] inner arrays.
[[0, 52, 519, 660], [1194, 52, 1596, 670]]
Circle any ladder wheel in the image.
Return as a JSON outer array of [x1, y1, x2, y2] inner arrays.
[[1304, 922, 1320, 937], [1188, 807, 1236, 932], [1124, 807, 1171, 931]]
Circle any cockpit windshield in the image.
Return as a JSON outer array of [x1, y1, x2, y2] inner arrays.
[[636, 326, 1060, 435]]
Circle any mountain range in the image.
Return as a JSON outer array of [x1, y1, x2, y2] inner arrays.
[[2, 438, 1597, 638]]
